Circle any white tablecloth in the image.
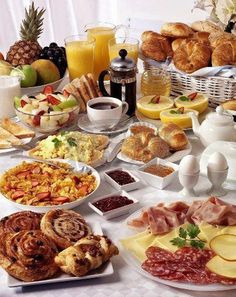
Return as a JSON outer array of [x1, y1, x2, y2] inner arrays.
[[0, 132, 236, 297]]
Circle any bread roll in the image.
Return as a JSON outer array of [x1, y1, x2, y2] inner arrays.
[[212, 40, 236, 66], [191, 21, 222, 34], [159, 123, 188, 151], [173, 39, 211, 73], [160, 22, 193, 38]]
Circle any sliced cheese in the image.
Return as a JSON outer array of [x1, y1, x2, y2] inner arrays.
[[206, 256, 236, 279], [210, 234, 236, 261], [198, 222, 225, 247]]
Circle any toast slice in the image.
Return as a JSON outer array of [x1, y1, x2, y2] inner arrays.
[[1, 118, 35, 139], [0, 127, 22, 148]]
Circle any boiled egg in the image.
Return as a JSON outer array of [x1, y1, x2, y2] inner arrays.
[[207, 152, 228, 171], [179, 155, 200, 175]]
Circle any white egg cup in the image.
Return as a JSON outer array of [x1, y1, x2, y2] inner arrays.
[[178, 171, 200, 197], [207, 167, 228, 197]]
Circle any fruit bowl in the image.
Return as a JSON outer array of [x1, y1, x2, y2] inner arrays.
[[15, 105, 80, 134], [20, 75, 66, 96]]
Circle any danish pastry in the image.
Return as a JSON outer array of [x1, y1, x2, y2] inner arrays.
[[55, 235, 119, 276], [173, 40, 211, 73], [41, 209, 91, 250], [121, 132, 170, 162], [0, 230, 58, 282], [160, 22, 193, 38], [212, 40, 236, 66], [0, 211, 42, 236]]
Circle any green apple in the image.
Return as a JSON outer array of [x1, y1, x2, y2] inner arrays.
[[0, 60, 12, 75], [11, 65, 37, 87], [58, 99, 78, 109], [14, 96, 21, 108]]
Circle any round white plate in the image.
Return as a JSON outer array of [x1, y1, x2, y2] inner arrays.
[[117, 142, 192, 165], [0, 136, 33, 154], [118, 205, 236, 291], [78, 114, 134, 135], [135, 108, 212, 131]]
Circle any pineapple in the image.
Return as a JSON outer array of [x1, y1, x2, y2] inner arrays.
[[6, 2, 45, 66]]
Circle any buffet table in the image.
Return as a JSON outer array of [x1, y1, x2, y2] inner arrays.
[[0, 131, 236, 297]]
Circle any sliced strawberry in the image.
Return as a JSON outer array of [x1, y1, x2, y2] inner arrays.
[[36, 192, 51, 200], [63, 89, 70, 97], [188, 92, 198, 101], [52, 196, 69, 203], [21, 100, 27, 108], [43, 85, 53, 95], [11, 190, 25, 200], [32, 110, 45, 126], [47, 95, 61, 105], [149, 95, 160, 104]]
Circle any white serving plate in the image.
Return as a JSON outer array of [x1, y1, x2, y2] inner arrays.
[[118, 205, 236, 291], [8, 221, 114, 287], [117, 142, 192, 164], [138, 157, 179, 189], [88, 190, 139, 220], [104, 167, 141, 191], [0, 160, 101, 213]]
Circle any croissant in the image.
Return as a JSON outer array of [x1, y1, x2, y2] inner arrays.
[[121, 132, 170, 163], [209, 31, 236, 48], [173, 39, 211, 73], [159, 123, 188, 151], [191, 21, 222, 34], [212, 40, 236, 66], [160, 22, 193, 38], [55, 235, 119, 276]]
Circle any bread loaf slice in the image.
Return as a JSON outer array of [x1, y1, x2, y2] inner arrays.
[[0, 127, 22, 148], [1, 118, 35, 139]]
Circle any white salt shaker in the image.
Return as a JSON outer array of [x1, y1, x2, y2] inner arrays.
[[207, 152, 228, 196], [178, 155, 200, 197]]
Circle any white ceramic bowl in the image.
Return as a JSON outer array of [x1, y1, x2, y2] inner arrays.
[[138, 157, 179, 189], [0, 161, 100, 213], [20, 76, 65, 96], [104, 167, 141, 192], [88, 190, 139, 220]]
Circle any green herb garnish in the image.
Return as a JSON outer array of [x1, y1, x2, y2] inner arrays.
[[60, 131, 69, 136], [170, 110, 180, 114], [52, 138, 62, 148], [179, 96, 190, 102], [67, 137, 77, 147], [170, 224, 205, 249]]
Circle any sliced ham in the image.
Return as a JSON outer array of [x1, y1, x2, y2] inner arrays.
[[128, 197, 236, 235]]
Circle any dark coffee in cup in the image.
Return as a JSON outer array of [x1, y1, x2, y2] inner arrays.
[[90, 102, 119, 110]]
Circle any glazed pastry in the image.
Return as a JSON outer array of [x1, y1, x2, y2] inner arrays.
[[159, 123, 188, 151], [212, 40, 236, 66], [160, 22, 193, 38], [55, 234, 119, 276], [41, 209, 91, 250], [173, 40, 211, 73], [0, 211, 42, 236], [0, 230, 58, 282], [121, 132, 170, 162]]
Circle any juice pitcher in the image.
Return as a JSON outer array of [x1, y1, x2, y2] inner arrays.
[[98, 49, 137, 116]]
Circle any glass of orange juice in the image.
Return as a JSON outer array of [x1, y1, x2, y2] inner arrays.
[[65, 34, 95, 81], [109, 37, 139, 64], [84, 22, 127, 80]]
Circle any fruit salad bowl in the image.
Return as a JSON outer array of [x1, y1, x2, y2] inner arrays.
[[14, 88, 80, 133]]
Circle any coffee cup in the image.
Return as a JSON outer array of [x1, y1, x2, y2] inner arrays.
[[87, 97, 129, 129]]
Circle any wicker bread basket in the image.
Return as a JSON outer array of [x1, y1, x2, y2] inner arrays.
[[143, 61, 236, 109]]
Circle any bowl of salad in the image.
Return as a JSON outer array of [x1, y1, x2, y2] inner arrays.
[[14, 85, 80, 133]]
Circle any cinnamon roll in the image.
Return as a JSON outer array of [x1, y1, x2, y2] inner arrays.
[[41, 209, 91, 250], [0, 230, 58, 281], [0, 211, 42, 236], [55, 234, 119, 276]]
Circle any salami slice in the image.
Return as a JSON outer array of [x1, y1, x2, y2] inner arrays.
[[145, 246, 174, 262]]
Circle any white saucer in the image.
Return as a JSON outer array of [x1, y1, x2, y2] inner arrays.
[[77, 114, 134, 135]]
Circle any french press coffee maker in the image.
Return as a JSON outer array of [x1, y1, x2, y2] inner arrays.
[[98, 49, 137, 115]]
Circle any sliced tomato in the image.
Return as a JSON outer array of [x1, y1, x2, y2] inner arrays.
[[43, 85, 53, 95], [188, 92, 198, 100], [11, 190, 25, 200], [32, 110, 45, 126], [21, 100, 27, 108], [47, 95, 61, 105], [63, 89, 70, 97]]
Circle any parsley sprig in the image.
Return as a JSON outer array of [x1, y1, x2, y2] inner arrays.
[[67, 137, 77, 147], [170, 224, 205, 249], [52, 138, 62, 148]]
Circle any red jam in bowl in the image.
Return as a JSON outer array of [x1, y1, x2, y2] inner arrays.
[[106, 170, 136, 185], [92, 195, 133, 212]]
